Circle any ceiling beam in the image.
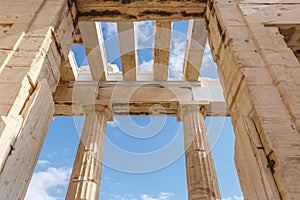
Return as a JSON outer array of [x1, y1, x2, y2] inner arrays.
[[153, 20, 172, 81], [117, 22, 138, 81], [76, 0, 207, 22], [183, 19, 207, 81], [79, 22, 107, 81], [53, 79, 228, 117]]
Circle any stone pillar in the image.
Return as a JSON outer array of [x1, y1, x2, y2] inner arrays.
[[0, 80, 55, 199], [206, 1, 300, 199], [0, 0, 75, 199], [181, 104, 220, 200], [66, 105, 112, 200]]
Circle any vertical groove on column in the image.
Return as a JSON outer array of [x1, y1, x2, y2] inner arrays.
[[182, 105, 220, 200], [66, 107, 109, 200]]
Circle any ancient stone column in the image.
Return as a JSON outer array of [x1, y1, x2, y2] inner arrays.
[[0, 0, 75, 199], [181, 104, 220, 200], [66, 105, 112, 200]]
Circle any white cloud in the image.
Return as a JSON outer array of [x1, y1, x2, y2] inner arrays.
[[169, 36, 218, 79], [140, 192, 174, 200], [200, 41, 218, 78], [102, 22, 118, 38], [222, 195, 244, 200], [139, 60, 153, 72], [100, 21, 218, 79], [25, 166, 72, 200], [169, 35, 187, 77], [135, 21, 154, 49], [37, 160, 51, 166], [110, 194, 137, 200], [105, 192, 174, 200], [46, 152, 57, 159]]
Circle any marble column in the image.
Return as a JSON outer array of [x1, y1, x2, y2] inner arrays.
[[181, 104, 220, 200], [66, 105, 112, 200]]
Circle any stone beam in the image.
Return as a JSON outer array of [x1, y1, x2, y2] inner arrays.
[[153, 20, 172, 81], [117, 22, 138, 81], [53, 79, 228, 117], [79, 22, 107, 81], [183, 19, 207, 81], [76, 0, 207, 22]]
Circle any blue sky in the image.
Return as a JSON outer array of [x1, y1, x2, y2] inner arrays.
[[25, 21, 243, 200]]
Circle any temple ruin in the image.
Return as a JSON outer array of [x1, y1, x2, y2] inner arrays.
[[0, 0, 299, 199]]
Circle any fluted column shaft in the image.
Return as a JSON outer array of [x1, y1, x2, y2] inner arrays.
[[66, 106, 112, 200], [181, 105, 220, 200]]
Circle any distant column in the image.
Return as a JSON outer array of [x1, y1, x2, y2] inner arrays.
[[66, 105, 112, 200], [181, 104, 220, 200]]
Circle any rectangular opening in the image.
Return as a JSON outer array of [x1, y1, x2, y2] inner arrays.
[[25, 115, 243, 199], [278, 24, 300, 63]]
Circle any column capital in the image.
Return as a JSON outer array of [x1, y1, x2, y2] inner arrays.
[[178, 104, 207, 121], [83, 105, 113, 121]]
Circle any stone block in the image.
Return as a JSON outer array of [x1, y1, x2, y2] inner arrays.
[[26, 25, 53, 38], [234, 50, 266, 68], [0, 77, 32, 117], [230, 81, 254, 116], [28, 58, 58, 92], [289, 104, 300, 129], [234, 128, 265, 199], [224, 26, 256, 50], [253, 111, 299, 156], [0, 119, 4, 135], [0, 1, 43, 16], [207, 15, 222, 59], [241, 68, 274, 85], [60, 51, 78, 81], [17, 36, 52, 53], [266, 27, 289, 51], [250, 27, 277, 51], [6, 51, 40, 67], [47, 41, 62, 81], [263, 129, 299, 156], [248, 85, 283, 107], [0, 104, 12, 117], [277, 82, 300, 104], [234, 138, 249, 197], [279, 48, 300, 68], [269, 65, 294, 83], [0, 33, 24, 50], [273, 156, 300, 194], [31, 0, 68, 27], [8, 23, 31, 35], [0, 67, 29, 83], [0, 50, 10, 66], [215, 5, 245, 26], [262, 49, 286, 66], [254, 105, 292, 120], [55, 11, 74, 59]]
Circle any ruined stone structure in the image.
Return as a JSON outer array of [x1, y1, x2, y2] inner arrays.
[[0, 0, 299, 199]]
